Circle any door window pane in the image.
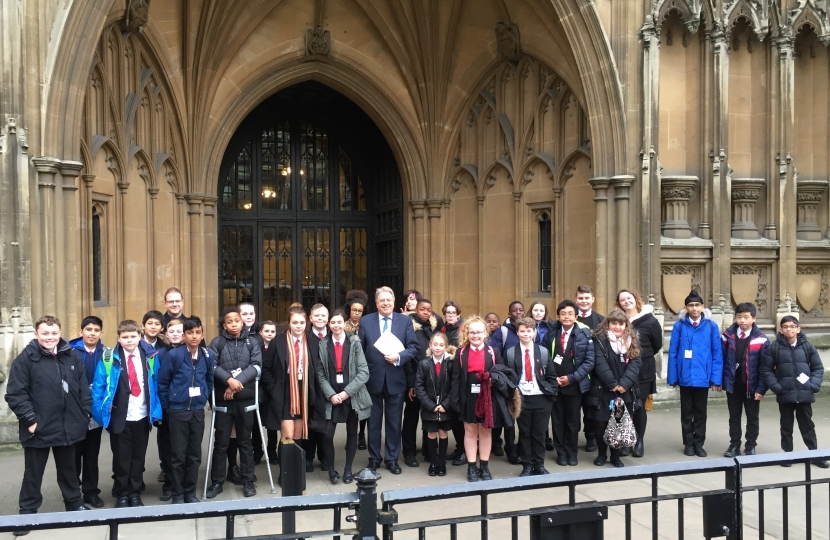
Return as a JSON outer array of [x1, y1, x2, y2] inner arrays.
[[300, 123, 329, 211], [221, 142, 253, 211], [301, 227, 331, 310], [262, 226, 293, 323], [339, 227, 368, 305], [221, 225, 254, 306], [338, 148, 366, 212], [261, 123, 291, 211], [539, 213, 552, 292]]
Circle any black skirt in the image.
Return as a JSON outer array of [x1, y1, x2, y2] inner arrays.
[[462, 374, 485, 424], [283, 380, 305, 421], [423, 419, 453, 433]]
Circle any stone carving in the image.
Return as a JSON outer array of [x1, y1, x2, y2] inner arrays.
[[122, 0, 150, 35], [731, 177, 764, 239], [653, 0, 702, 35], [724, 0, 770, 41], [661, 175, 698, 238], [731, 264, 769, 316], [797, 265, 830, 317], [305, 25, 331, 56], [495, 22, 521, 63], [789, 0, 830, 48], [662, 264, 703, 314], [796, 179, 828, 240]]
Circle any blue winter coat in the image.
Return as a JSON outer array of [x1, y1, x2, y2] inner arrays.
[[721, 323, 769, 395], [157, 345, 214, 411], [69, 337, 106, 389], [541, 320, 595, 394], [667, 310, 724, 388], [489, 320, 520, 357], [90, 345, 163, 429]]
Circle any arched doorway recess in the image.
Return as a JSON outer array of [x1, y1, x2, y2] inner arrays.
[[218, 82, 403, 321]]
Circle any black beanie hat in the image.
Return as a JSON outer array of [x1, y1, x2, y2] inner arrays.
[[684, 290, 704, 306]]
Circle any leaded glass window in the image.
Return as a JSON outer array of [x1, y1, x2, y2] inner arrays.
[[300, 123, 329, 211]]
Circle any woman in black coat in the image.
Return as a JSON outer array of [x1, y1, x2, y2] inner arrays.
[[616, 289, 662, 458], [589, 309, 642, 468]]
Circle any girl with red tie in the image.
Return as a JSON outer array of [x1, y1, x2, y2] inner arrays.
[[415, 333, 456, 476]]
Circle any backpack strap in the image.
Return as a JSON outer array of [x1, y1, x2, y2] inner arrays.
[[506, 347, 514, 370], [102, 347, 114, 385], [500, 326, 508, 346], [214, 336, 226, 357]]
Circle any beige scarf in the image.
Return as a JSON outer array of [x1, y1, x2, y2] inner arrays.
[[286, 333, 309, 436]]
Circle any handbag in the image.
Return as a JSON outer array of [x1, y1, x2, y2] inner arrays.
[[603, 397, 638, 449]]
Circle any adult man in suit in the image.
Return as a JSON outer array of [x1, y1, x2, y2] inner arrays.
[[358, 286, 419, 474]]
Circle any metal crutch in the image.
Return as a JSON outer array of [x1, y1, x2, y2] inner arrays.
[[203, 388, 228, 499], [245, 373, 276, 493]]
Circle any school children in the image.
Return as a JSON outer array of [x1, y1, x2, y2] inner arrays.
[[489, 301, 524, 462], [721, 303, 769, 458], [305, 304, 330, 472], [439, 300, 467, 465], [575, 286, 604, 454], [206, 307, 262, 499], [415, 333, 456, 476], [156, 318, 184, 501], [667, 290, 723, 457], [91, 320, 162, 507], [259, 321, 279, 463], [505, 318, 558, 476], [142, 311, 166, 350], [69, 316, 106, 508], [158, 317, 214, 503]]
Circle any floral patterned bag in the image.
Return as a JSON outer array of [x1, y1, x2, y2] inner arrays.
[[603, 397, 638, 449]]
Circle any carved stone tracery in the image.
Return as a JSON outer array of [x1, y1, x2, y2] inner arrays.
[[796, 179, 828, 240], [660, 175, 698, 238], [731, 177, 764, 239]]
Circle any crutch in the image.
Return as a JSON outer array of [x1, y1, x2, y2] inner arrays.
[[246, 372, 276, 493], [203, 388, 228, 499]]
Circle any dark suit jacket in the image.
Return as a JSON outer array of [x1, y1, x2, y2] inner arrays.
[[109, 345, 152, 435], [358, 312, 419, 395]]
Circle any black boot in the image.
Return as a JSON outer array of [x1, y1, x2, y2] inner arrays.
[[467, 463, 480, 482], [479, 460, 492, 480], [426, 438, 439, 476], [632, 439, 644, 458], [437, 438, 448, 475], [585, 434, 597, 453]]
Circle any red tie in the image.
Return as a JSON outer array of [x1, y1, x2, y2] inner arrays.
[[693, 321, 698, 328], [524, 349, 533, 382], [581, 312, 587, 318], [334, 342, 343, 373], [294, 338, 301, 361], [560, 331, 566, 353], [435, 361, 441, 378], [127, 354, 140, 397], [739, 331, 745, 340], [318, 332, 324, 340]]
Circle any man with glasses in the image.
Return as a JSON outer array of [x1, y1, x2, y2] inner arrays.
[[162, 288, 187, 332], [761, 316, 829, 468], [667, 290, 723, 458], [358, 287, 419, 474]]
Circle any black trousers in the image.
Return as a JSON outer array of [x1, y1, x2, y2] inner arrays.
[[727, 390, 760, 448], [491, 426, 517, 455], [303, 429, 325, 464], [110, 419, 151, 498], [582, 393, 595, 438], [169, 416, 205, 497], [20, 445, 82, 513], [451, 419, 465, 452], [679, 386, 709, 447], [157, 412, 172, 489], [402, 393, 425, 458], [211, 400, 255, 484], [323, 411, 359, 475], [517, 395, 553, 467], [368, 382, 404, 464], [75, 426, 103, 497], [779, 402, 818, 452], [552, 392, 582, 459]]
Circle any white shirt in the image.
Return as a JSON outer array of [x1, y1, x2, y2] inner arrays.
[[333, 337, 345, 348], [313, 327, 328, 339], [559, 326, 573, 351], [124, 351, 148, 421], [378, 313, 393, 334], [578, 309, 593, 318], [519, 344, 542, 396]]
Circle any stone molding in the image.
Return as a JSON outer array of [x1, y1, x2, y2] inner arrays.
[[730, 177, 765, 239], [660, 175, 698, 239], [796, 179, 829, 240]]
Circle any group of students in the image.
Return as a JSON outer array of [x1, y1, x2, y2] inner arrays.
[[4, 284, 828, 531]]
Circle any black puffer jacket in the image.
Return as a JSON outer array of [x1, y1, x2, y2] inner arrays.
[[208, 328, 262, 403], [440, 318, 463, 347], [761, 333, 824, 404], [5, 339, 91, 448], [415, 353, 455, 423], [405, 313, 444, 388], [589, 336, 642, 422], [629, 305, 663, 384]]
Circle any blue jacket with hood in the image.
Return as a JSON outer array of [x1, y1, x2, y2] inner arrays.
[[667, 309, 724, 388], [90, 344, 163, 430], [69, 337, 106, 390], [721, 322, 769, 395]]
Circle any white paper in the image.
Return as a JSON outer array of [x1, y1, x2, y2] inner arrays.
[[553, 355, 563, 365], [797, 372, 810, 385], [374, 331, 406, 357], [471, 384, 481, 394], [189, 387, 201, 397], [684, 350, 693, 359], [336, 374, 344, 384]]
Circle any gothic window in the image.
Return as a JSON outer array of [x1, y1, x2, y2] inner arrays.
[[339, 148, 366, 212], [301, 226, 331, 307], [222, 142, 253, 211], [300, 123, 329, 211], [261, 122, 291, 211], [538, 211, 552, 292], [221, 225, 254, 305], [92, 206, 104, 302], [339, 227, 368, 303]]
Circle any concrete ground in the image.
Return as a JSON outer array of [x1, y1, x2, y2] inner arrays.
[[1, 393, 830, 539]]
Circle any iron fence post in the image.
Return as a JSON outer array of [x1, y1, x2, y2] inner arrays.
[[353, 468, 382, 540], [726, 459, 742, 540]]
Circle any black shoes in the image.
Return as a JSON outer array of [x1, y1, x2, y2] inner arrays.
[[368, 460, 381, 471], [428, 464, 438, 476], [695, 446, 708, 458], [437, 465, 447, 476], [744, 446, 756, 456], [545, 438, 555, 451], [253, 450, 263, 465], [507, 452, 522, 465], [243, 482, 257, 497], [386, 461, 402, 474], [330, 472, 341, 484], [227, 466, 244, 485], [593, 455, 608, 466], [479, 463, 492, 481], [404, 454, 420, 468], [171, 495, 185, 504], [115, 497, 130, 508], [567, 457, 578, 466], [723, 445, 741, 458], [128, 496, 143, 507], [611, 456, 625, 468], [452, 452, 467, 466], [491, 445, 505, 457], [813, 460, 830, 469], [585, 436, 598, 453], [159, 488, 172, 502], [684, 445, 695, 456], [157, 471, 167, 483], [467, 464, 480, 482], [184, 493, 200, 503], [206, 482, 224, 499], [83, 494, 105, 508], [320, 461, 329, 472], [632, 440, 644, 458], [343, 471, 354, 484], [619, 447, 631, 457], [519, 465, 534, 477], [533, 466, 549, 475], [305, 460, 314, 473], [357, 433, 367, 450], [556, 455, 568, 466]]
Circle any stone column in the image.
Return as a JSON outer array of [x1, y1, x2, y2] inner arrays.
[[427, 199, 445, 302], [730, 178, 765, 239], [711, 27, 731, 303], [116, 179, 130, 322], [410, 200, 426, 292], [795, 180, 828, 241], [80, 174, 96, 313], [612, 175, 634, 291], [660, 175, 698, 238], [776, 32, 798, 309], [589, 177, 611, 314], [59, 161, 83, 333], [31, 157, 61, 316], [185, 195, 205, 318], [477, 194, 486, 311], [202, 197, 219, 332]]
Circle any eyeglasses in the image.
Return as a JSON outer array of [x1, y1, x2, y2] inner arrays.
[[781, 325, 799, 330]]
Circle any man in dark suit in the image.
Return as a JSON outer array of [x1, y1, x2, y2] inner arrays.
[[358, 286, 419, 474]]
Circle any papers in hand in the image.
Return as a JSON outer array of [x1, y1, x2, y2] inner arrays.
[[374, 331, 405, 357]]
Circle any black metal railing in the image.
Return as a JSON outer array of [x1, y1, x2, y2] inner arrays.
[[1, 449, 828, 540]]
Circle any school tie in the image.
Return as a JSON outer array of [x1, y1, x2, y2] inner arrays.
[[435, 361, 441, 378], [560, 331, 566, 353], [294, 338, 301, 361], [581, 311, 588, 318], [524, 349, 533, 382], [382, 317, 390, 333], [127, 354, 140, 397], [318, 332, 324, 340], [334, 341, 343, 373], [739, 330, 745, 340], [693, 321, 698, 328]]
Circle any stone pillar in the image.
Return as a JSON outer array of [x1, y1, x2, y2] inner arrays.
[[31, 157, 61, 316], [660, 176, 698, 238], [426, 199, 445, 302], [59, 161, 83, 333], [711, 28, 731, 304], [116, 179, 130, 322], [477, 194, 486, 311], [730, 178, 765, 239], [590, 178, 611, 314], [776, 32, 798, 310], [612, 175, 634, 290], [410, 200, 426, 293], [202, 197, 219, 333], [185, 195, 205, 318], [80, 174, 96, 313], [795, 180, 828, 241]]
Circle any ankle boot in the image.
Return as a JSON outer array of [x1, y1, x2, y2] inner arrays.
[[479, 460, 492, 481], [426, 438, 439, 476], [467, 463, 480, 482]]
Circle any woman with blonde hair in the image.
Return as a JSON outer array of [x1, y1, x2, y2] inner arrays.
[[589, 310, 642, 468]]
